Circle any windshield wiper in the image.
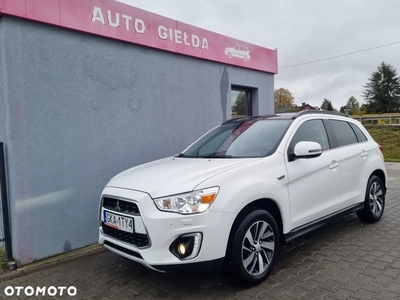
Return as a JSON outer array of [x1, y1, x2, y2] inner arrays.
[[200, 154, 233, 158], [176, 153, 185, 157]]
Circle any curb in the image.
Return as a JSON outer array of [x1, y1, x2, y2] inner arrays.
[[0, 244, 106, 283]]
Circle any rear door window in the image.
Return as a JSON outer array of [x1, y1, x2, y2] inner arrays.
[[330, 120, 358, 147]]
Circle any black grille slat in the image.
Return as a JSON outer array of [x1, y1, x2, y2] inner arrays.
[[103, 197, 140, 215], [104, 241, 143, 259], [102, 223, 150, 248]]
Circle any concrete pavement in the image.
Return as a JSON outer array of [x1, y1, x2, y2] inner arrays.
[[0, 163, 399, 299]]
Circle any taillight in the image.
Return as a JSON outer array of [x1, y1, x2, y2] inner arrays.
[[378, 145, 384, 154]]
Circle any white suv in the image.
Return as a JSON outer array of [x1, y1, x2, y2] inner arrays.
[[98, 111, 387, 285]]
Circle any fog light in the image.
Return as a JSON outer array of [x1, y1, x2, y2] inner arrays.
[[177, 243, 186, 256], [170, 233, 202, 260]]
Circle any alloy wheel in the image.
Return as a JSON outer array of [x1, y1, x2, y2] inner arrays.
[[369, 181, 383, 216], [241, 221, 275, 276]]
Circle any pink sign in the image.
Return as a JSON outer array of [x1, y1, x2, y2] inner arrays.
[[0, 0, 278, 73]]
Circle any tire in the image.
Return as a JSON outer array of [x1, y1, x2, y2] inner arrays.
[[243, 55, 248, 62], [227, 51, 232, 58], [357, 175, 385, 223], [226, 209, 279, 286]]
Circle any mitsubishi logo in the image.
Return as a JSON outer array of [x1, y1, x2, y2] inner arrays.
[[115, 201, 122, 212]]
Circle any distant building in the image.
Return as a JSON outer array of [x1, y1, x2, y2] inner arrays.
[[275, 102, 320, 113]]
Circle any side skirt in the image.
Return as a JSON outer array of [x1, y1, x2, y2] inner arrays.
[[283, 203, 364, 243]]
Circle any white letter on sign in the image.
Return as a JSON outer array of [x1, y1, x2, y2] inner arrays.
[[158, 26, 168, 40], [175, 30, 182, 44], [134, 19, 146, 34], [122, 14, 132, 31], [92, 7, 105, 25], [192, 35, 200, 48], [183, 32, 190, 46], [108, 11, 120, 28], [202, 38, 209, 50]]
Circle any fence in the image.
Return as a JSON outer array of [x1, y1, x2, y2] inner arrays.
[[350, 114, 400, 125]]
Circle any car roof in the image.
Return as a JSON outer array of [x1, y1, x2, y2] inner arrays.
[[222, 111, 349, 124]]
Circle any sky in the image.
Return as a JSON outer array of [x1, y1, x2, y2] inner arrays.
[[116, 0, 400, 109]]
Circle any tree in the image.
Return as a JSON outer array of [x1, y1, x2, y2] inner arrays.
[[362, 62, 400, 113], [359, 104, 367, 115], [345, 96, 360, 115], [274, 88, 294, 109], [232, 92, 248, 116], [321, 99, 334, 111]]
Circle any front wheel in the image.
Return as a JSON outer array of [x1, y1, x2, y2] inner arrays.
[[226, 209, 279, 286], [357, 175, 385, 223]]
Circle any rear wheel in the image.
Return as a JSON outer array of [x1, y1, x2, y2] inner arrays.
[[226, 209, 279, 286], [357, 175, 385, 223]]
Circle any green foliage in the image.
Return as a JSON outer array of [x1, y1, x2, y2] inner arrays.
[[365, 125, 400, 160], [232, 92, 248, 117], [321, 99, 335, 111], [363, 62, 400, 113], [345, 96, 360, 115], [0, 248, 7, 272]]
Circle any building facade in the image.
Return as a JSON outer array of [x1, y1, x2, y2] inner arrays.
[[0, 0, 277, 265]]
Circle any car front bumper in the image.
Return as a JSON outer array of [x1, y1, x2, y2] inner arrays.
[[98, 186, 235, 272]]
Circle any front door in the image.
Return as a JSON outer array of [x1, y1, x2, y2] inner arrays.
[[285, 119, 342, 229]]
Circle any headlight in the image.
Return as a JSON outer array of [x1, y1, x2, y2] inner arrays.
[[154, 187, 219, 214]]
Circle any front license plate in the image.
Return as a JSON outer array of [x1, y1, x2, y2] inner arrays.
[[103, 210, 134, 233]]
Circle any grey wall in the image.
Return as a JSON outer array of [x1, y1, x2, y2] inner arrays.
[[0, 16, 274, 265]]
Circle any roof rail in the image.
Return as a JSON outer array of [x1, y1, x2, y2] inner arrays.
[[222, 114, 277, 124], [292, 110, 349, 119]]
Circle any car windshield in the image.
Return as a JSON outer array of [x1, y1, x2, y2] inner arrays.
[[181, 119, 291, 158]]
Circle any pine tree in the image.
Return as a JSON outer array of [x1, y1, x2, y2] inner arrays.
[[363, 62, 400, 113], [321, 99, 334, 111]]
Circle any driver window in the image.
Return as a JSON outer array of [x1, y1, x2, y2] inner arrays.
[[290, 119, 330, 152]]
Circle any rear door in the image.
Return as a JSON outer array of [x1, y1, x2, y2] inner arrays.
[[328, 119, 370, 208], [285, 119, 342, 229]]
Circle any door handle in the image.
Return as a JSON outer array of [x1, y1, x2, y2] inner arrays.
[[361, 151, 368, 158], [329, 161, 340, 169]]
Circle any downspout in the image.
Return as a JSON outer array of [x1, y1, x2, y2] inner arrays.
[[0, 142, 12, 261]]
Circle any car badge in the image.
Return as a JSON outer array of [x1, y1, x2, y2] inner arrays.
[[115, 201, 122, 212]]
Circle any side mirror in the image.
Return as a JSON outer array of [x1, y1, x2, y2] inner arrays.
[[293, 141, 322, 159]]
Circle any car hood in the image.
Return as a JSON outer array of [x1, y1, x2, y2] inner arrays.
[[106, 157, 260, 198]]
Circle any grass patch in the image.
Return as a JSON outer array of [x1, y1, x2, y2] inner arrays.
[[0, 247, 8, 272], [364, 125, 400, 160]]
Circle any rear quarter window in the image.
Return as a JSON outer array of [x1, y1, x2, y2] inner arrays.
[[350, 123, 368, 142]]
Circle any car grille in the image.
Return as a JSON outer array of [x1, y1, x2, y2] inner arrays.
[[102, 223, 150, 248], [102, 197, 140, 215]]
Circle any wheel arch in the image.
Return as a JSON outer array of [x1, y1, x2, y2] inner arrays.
[[225, 198, 284, 259], [370, 169, 386, 193]]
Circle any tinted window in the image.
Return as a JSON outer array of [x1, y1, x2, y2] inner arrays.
[[183, 119, 291, 158], [290, 119, 330, 151], [330, 120, 358, 147], [350, 123, 368, 142]]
